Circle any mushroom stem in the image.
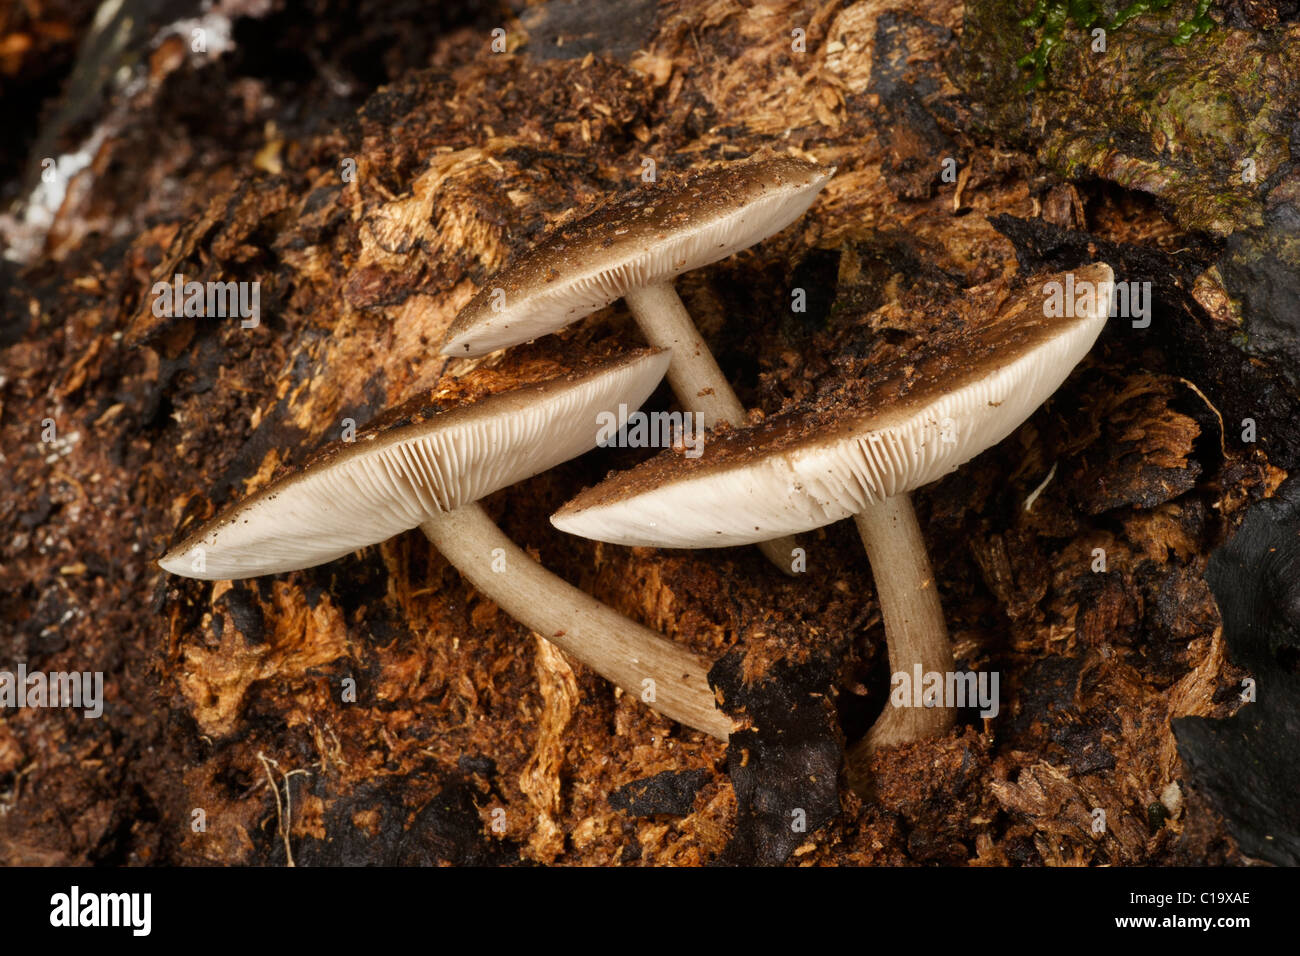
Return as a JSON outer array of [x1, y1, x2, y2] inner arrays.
[[419, 501, 733, 740], [850, 493, 956, 759], [623, 281, 800, 576], [624, 281, 746, 430]]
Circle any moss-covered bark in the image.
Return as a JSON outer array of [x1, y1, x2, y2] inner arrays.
[[960, 1, 1300, 387]]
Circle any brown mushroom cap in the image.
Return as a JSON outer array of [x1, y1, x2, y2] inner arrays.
[[552, 264, 1114, 547], [159, 349, 670, 580], [441, 155, 833, 356]]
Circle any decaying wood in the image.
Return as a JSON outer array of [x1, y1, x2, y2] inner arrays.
[[2, 0, 1297, 865]]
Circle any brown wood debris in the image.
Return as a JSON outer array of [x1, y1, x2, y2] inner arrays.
[[2, 0, 1290, 866]]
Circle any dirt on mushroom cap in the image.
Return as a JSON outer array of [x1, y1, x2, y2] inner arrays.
[[442, 155, 833, 354], [161, 344, 668, 578], [556, 264, 1114, 520]]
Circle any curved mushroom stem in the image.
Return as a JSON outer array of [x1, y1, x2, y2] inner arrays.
[[623, 281, 800, 576], [420, 501, 733, 740], [845, 493, 955, 786]]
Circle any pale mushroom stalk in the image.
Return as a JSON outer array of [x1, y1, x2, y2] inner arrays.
[[623, 283, 744, 430], [852, 496, 955, 749], [159, 349, 731, 739], [441, 156, 835, 576], [421, 502, 730, 738], [551, 264, 1117, 775], [623, 282, 798, 570]]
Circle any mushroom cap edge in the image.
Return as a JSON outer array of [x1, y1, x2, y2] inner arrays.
[[551, 264, 1115, 548], [441, 156, 835, 357], [159, 348, 671, 580]]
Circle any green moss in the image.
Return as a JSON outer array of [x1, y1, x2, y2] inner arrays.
[[1018, 0, 1217, 89], [960, 0, 1295, 237]]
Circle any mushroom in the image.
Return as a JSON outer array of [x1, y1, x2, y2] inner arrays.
[[440, 155, 835, 574], [551, 264, 1115, 761], [158, 348, 732, 740]]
